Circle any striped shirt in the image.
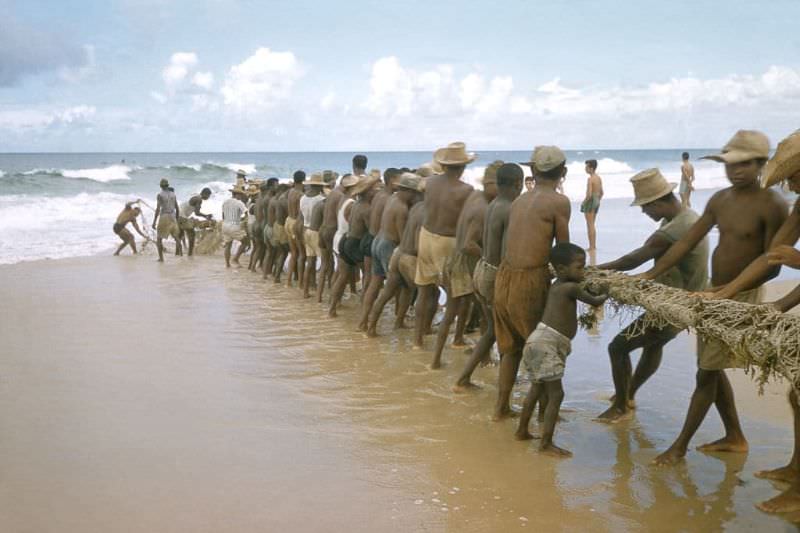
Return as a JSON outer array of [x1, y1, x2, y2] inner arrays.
[[222, 198, 247, 227]]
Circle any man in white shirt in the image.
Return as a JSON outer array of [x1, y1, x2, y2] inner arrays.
[[300, 172, 327, 298], [222, 185, 248, 268]]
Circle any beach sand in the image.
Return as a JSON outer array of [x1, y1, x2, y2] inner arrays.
[[1, 254, 799, 531]]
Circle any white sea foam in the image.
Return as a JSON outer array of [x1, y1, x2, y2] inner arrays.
[[59, 164, 134, 182], [221, 162, 257, 175], [0, 170, 5, 178]]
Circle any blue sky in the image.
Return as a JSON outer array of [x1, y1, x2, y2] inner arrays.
[[2, 0, 799, 151]]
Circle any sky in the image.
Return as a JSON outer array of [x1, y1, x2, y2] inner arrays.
[[2, 0, 800, 152]]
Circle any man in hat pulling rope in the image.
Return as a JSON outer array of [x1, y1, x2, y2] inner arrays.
[[594, 169, 708, 423], [642, 130, 789, 465]]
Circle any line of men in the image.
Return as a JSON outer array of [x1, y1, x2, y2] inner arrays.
[[135, 131, 800, 514]]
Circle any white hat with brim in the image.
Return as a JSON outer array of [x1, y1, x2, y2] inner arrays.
[[630, 168, 677, 206], [434, 142, 477, 166], [762, 130, 800, 189], [306, 172, 326, 186], [701, 130, 770, 165]]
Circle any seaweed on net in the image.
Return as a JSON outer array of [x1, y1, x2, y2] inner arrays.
[[582, 267, 800, 392]]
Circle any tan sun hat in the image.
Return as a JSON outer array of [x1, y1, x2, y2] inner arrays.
[[395, 172, 422, 192], [762, 130, 800, 189], [702, 130, 770, 165], [630, 168, 677, 206], [306, 172, 326, 186], [417, 178, 427, 192], [434, 142, 477, 166], [351, 175, 380, 196], [341, 174, 359, 188], [230, 183, 248, 195], [521, 146, 566, 173], [416, 163, 436, 178], [369, 168, 382, 180]]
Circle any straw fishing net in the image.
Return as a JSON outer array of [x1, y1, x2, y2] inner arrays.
[[582, 267, 800, 391], [193, 221, 223, 255]]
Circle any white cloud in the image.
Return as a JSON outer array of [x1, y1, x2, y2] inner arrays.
[[0, 105, 96, 130], [150, 91, 167, 104], [320, 91, 335, 111], [220, 47, 303, 111], [192, 71, 214, 90], [162, 52, 198, 88]]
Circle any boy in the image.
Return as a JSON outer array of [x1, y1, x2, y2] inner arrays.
[[515, 242, 608, 456], [680, 152, 695, 208], [642, 130, 788, 465]]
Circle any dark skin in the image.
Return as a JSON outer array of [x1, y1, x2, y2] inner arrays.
[[273, 190, 290, 284], [454, 177, 523, 391], [286, 182, 306, 287], [249, 190, 270, 271], [262, 188, 279, 280], [358, 187, 415, 331], [414, 165, 474, 348], [366, 196, 424, 337], [318, 184, 351, 303], [642, 159, 788, 465], [114, 203, 147, 255], [152, 186, 183, 262], [301, 184, 324, 299], [328, 186, 376, 318], [182, 191, 212, 257], [432, 182, 497, 369], [594, 195, 684, 423], [514, 254, 608, 457], [494, 171, 571, 421]]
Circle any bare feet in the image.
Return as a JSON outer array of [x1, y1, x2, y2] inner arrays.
[[356, 322, 367, 332], [696, 437, 749, 454], [757, 487, 800, 514], [452, 381, 481, 394], [394, 320, 411, 330], [595, 405, 632, 424], [754, 465, 800, 483], [430, 361, 443, 370], [514, 430, 535, 441], [491, 407, 520, 421], [608, 394, 636, 409], [653, 446, 686, 466], [451, 338, 468, 348], [540, 442, 572, 458], [328, 309, 337, 318], [366, 326, 379, 338]]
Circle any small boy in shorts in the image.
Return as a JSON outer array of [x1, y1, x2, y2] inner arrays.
[[514, 242, 608, 457]]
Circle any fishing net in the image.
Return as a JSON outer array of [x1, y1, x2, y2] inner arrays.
[[583, 267, 800, 391], [193, 221, 223, 255]]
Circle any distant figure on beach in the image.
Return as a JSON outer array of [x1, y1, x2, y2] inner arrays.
[[680, 152, 695, 207], [221, 184, 249, 268], [581, 159, 603, 251], [492, 147, 570, 420], [454, 163, 523, 391], [413, 142, 476, 349], [643, 130, 788, 465], [178, 187, 213, 257], [524, 175, 534, 193], [113, 201, 147, 255], [515, 242, 608, 456], [152, 178, 182, 262], [594, 169, 708, 423], [285, 171, 306, 287]]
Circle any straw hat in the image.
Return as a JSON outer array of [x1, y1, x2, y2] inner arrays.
[[351, 175, 379, 196], [418, 178, 428, 192], [236, 169, 247, 177], [521, 146, 566, 173], [369, 168, 382, 180], [341, 175, 359, 188], [306, 172, 326, 186], [702, 130, 770, 164], [762, 130, 800, 189], [230, 183, 248, 195], [246, 183, 260, 197], [395, 172, 422, 192], [434, 142, 477, 166], [630, 168, 676, 206]]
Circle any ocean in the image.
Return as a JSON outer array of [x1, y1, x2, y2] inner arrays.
[[0, 150, 755, 265]]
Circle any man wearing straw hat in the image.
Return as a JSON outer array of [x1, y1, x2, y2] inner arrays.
[[222, 184, 249, 268], [300, 172, 326, 299], [703, 130, 800, 512], [643, 130, 788, 465], [594, 168, 708, 423], [318, 173, 359, 303], [413, 142, 477, 349]]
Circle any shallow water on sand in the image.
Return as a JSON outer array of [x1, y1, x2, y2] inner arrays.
[[0, 255, 797, 531]]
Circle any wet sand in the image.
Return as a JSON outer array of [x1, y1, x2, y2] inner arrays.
[[1, 255, 799, 531]]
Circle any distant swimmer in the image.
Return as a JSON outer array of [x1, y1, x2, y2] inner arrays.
[[113, 201, 148, 255], [680, 152, 695, 208], [580, 159, 603, 251], [152, 178, 182, 262]]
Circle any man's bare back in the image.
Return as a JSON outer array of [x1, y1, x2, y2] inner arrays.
[[504, 188, 571, 269], [423, 175, 473, 237], [369, 188, 391, 236], [454, 191, 488, 256], [287, 188, 303, 218], [399, 202, 425, 255], [483, 197, 514, 266], [379, 194, 410, 244], [322, 186, 345, 228], [348, 199, 371, 239], [276, 193, 289, 225]]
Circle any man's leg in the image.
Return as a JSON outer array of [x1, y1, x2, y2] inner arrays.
[[358, 275, 384, 331], [413, 284, 437, 348], [187, 229, 196, 256], [539, 380, 570, 457], [515, 381, 543, 440], [367, 274, 401, 337], [756, 389, 800, 513], [286, 235, 298, 286], [232, 240, 245, 265], [303, 255, 316, 298], [454, 296, 494, 391], [157, 237, 165, 262], [317, 249, 332, 302], [394, 286, 413, 329], [696, 370, 748, 452], [432, 293, 463, 369], [493, 347, 523, 420], [273, 245, 288, 283], [329, 262, 352, 318], [224, 241, 233, 268], [451, 297, 472, 347]]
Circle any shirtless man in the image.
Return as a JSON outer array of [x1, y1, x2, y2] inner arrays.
[[329, 176, 379, 318], [680, 152, 695, 208], [414, 142, 476, 349], [178, 187, 213, 257], [358, 168, 403, 330], [594, 169, 708, 423], [366, 180, 426, 337], [248, 183, 272, 271], [152, 178, 182, 262], [272, 185, 292, 283], [581, 159, 603, 251], [258, 178, 280, 278], [431, 162, 501, 369], [113, 201, 148, 255], [493, 146, 570, 420], [300, 172, 326, 298], [641, 130, 788, 465], [285, 170, 306, 287], [319, 174, 359, 302], [454, 163, 523, 390]]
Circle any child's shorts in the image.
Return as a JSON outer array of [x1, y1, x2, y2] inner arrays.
[[523, 323, 572, 382]]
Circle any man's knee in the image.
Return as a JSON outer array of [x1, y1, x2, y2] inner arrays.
[[608, 335, 630, 360], [695, 369, 718, 389]]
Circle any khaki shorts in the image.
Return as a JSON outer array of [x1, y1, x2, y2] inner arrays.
[[304, 228, 321, 257], [415, 226, 456, 286], [222, 223, 247, 244], [523, 323, 572, 382], [473, 259, 498, 306], [445, 250, 478, 298], [157, 215, 179, 240], [273, 222, 288, 246], [285, 216, 298, 243], [389, 248, 418, 288], [697, 286, 763, 370]]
